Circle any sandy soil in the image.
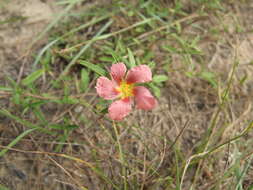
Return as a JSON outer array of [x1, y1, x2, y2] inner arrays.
[[0, 1, 61, 189], [0, 1, 253, 190], [0, 0, 59, 81]]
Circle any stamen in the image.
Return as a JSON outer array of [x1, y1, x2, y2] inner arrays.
[[116, 80, 134, 99]]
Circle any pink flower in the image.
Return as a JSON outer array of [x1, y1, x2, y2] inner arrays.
[[96, 63, 157, 121]]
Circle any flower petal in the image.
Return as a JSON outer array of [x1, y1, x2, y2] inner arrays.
[[96, 77, 118, 100], [126, 65, 152, 83], [109, 99, 132, 120], [134, 86, 156, 110], [110, 62, 126, 83]]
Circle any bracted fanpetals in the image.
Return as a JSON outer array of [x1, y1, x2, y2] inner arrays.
[[96, 77, 118, 100], [108, 99, 132, 120], [134, 86, 156, 110], [110, 62, 126, 83], [126, 65, 152, 84], [96, 63, 156, 121]]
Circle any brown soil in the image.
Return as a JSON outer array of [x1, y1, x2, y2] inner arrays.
[[0, 1, 253, 190]]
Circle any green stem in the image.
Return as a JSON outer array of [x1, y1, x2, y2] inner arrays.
[[190, 60, 239, 189], [113, 122, 127, 190]]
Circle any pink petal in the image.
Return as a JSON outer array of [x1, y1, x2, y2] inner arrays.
[[96, 77, 119, 100], [110, 62, 126, 83], [134, 86, 157, 110], [109, 99, 132, 120], [126, 65, 152, 84]]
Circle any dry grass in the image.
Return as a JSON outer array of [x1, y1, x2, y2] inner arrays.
[[0, 0, 253, 190]]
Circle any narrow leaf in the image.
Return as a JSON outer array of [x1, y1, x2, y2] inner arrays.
[[0, 109, 54, 135], [153, 75, 169, 83], [79, 61, 106, 76], [21, 69, 44, 86], [148, 83, 161, 97], [0, 86, 12, 91], [49, 124, 79, 131], [199, 71, 217, 88], [80, 69, 89, 92], [127, 48, 136, 68], [0, 128, 38, 157]]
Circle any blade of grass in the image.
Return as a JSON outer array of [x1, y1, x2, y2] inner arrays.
[[27, 0, 82, 51], [62, 154, 120, 190], [60, 17, 156, 54], [0, 109, 55, 135], [180, 120, 253, 189], [80, 68, 90, 92], [0, 145, 119, 190], [79, 61, 106, 76], [127, 48, 136, 68], [190, 60, 239, 189], [56, 19, 113, 82], [0, 86, 13, 91], [21, 69, 44, 86], [0, 128, 38, 157], [33, 14, 111, 69]]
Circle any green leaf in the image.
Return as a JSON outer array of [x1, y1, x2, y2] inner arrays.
[[99, 56, 114, 62], [55, 133, 68, 152], [80, 69, 90, 92], [0, 184, 10, 190], [0, 109, 54, 135], [49, 124, 79, 131], [0, 128, 38, 157], [163, 45, 179, 53], [153, 75, 169, 83], [127, 48, 136, 68], [62, 97, 79, 104], [21, 69, 44, 86], [239, 74, 247, 85], [199, 71, 217, 88], [79, 61, 106, 76], [185, 71, 195, 78], [12, 89, 21, 105], [0, 86, 12, 91], [148, 83, 161, 97]]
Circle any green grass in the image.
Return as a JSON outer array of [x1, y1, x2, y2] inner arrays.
[[0, 0, 253, 189]]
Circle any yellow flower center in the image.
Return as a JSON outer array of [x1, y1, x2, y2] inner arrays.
[[117, 81, 134, 99]]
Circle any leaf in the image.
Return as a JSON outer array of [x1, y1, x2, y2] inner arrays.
[[55, 133, 68, 152], [80, 69, 90, 92], [12, 89, 21, 105], [127, 48, 136, 68], [199, 71, 217, 88], [185, 71, 195, 78], [79, 61, 106, 76], [21, 69, 44, 86], [0, 86, 12, 91], [0, 128, 38, 157], [0, 109, 54, 135], [49, 124, 79, 131], [0, 184, 10, 190], [153, 75, 169, 83], [99, 56, 114, 62], [148, 83, 161, 98], [62, 97, 79, 104], [163, 45, 179, 53]]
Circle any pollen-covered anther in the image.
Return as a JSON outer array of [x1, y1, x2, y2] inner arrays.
[[116, 81, 134, 99]]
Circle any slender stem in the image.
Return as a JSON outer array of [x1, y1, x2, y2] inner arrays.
[[189, 60, 239, 189], [113, 122, 127, 190], [180, 120, 253, 189]]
